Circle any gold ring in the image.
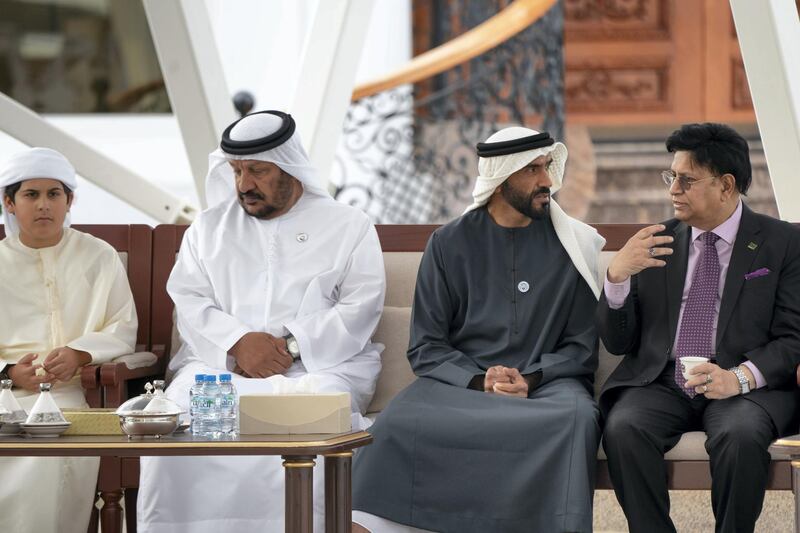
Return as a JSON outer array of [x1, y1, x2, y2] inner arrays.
[[705, 374, 712, 384], [702, 384, 708, 393]]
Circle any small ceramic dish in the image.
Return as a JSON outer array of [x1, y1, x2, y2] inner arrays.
[[0, 421, 23, 435], [20, 422, 71, 438]]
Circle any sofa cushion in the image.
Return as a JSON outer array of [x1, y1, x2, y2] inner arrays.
[[383, 252, 423, 307], [368, 306, 416, 413], [109, 351, 158, 369], [598, 431, 791, 461], [117, 251, 128, 271], [595, 342, 622, 398], [594, 250, 622, 398], [598, 250, 613, 278]]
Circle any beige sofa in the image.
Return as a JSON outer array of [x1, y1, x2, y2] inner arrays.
[[367, 238, 792, 489], [94, 223, 791, 533]]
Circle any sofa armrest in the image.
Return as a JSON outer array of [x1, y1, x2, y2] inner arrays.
[[99, 352, 165, 408], [81, 346, 145, 382], [78, 344, 151, 407], [80, 364, 103, 408], [107, 351, 159, 370]]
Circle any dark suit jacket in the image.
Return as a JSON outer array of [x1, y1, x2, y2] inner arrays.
[[597, 203, 800, 435]]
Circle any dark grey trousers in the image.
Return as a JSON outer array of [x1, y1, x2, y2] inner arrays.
[[602, 362, 776, 533]]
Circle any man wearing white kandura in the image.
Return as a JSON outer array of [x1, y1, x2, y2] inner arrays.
[[137, 110, 386, 533]]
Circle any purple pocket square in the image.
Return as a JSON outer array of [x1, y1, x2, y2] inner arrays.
[[745, 268, 771, 280]]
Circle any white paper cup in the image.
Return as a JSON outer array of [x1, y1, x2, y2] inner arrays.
[[679, 356, 709, 380]]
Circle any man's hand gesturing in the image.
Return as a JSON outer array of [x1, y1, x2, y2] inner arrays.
[[607, 224, 674, 283]]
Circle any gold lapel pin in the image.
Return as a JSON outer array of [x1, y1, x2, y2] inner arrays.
[[747, 242, 758, 250]]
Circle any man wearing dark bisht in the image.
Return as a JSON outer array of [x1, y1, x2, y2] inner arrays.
[[352, 127, 606, 533]]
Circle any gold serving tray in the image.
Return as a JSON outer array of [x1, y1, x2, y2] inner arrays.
[[62, 408, 123, 436]]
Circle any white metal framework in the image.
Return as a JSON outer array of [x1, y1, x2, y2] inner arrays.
[[0, 92, 196, 223], [1, 1, 799, 223], [730, 0, 800, 221], [291, 0, 374, 189], [143, 0, 238, 209]]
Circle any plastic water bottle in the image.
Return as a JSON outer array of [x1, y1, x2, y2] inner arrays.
[[218, 374, 238, 436], [205, 374, 222, 437], [189, 374, 205, 435], [195, 375, 221, 437]]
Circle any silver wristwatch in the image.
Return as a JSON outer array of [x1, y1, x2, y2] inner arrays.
[[729, 366, 751, 395], [284, 334, 301, 361]]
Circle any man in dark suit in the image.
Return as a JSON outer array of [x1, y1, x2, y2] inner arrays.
[[597, 122, 800, 533]]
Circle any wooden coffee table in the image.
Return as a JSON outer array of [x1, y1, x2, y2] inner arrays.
[[0, 431, 372, 533]]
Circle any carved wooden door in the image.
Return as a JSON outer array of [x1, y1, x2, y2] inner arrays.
[[564, 0, 759, 126]]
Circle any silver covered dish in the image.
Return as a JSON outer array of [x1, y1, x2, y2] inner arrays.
[[116, 381, 184, 438], [118, 414, 181, 437]]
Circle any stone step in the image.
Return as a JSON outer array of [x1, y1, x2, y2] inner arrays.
[[585, 139, 777, 223]]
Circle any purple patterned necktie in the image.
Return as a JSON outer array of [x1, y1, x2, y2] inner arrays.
[[675, 231, 720, 397]]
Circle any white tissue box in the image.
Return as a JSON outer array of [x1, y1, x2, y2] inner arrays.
[[239, 393, 351, 435]]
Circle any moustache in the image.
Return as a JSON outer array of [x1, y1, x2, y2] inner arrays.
[[531, 187, 551, 198], [238, 190, 265, 201]]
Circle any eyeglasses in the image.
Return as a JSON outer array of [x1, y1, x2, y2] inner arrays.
[[661, 171, 717, 191]]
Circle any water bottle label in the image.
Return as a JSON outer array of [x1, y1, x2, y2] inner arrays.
[[195, 396, 216, 413]]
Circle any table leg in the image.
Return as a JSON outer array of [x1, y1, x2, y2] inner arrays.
[[283, 455, 316, 533], [100, 489, 123, 533], [324, 452, 353, 533], [793, 460, 800, 533]]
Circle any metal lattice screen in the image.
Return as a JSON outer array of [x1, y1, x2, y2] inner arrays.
[[332, 0, 565, 223]]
